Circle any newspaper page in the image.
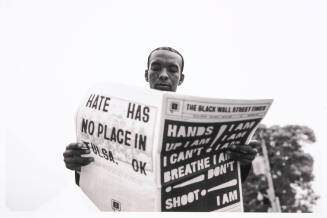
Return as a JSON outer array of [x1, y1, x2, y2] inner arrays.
[[76, 84, 273, 211], [158, 94, 273, 212], [76, 84, 163, 211]]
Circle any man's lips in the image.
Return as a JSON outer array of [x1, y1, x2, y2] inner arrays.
[[154, 83, 172, 90]]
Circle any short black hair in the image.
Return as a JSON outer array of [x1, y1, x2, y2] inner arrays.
[[147, 47, 184, 72]]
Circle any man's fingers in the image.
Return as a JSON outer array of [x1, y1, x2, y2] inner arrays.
[[228, 144, 257, 155], [228, 151, 256, 163], [239, 146, 257, 155], [64, 142, 93, 171], [230, 155, 253, 164], [63, 149, 90, 157], [249, 140, 261, 147], [66, 143, 80, 150], [230, 152, 255, 161], [66, 142, 89, 151]]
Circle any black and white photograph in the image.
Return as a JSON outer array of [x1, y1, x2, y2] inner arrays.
[[1, 0, 326, 217]]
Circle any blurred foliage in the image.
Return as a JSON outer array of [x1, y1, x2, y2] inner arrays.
[[242, 125, 319, 212]]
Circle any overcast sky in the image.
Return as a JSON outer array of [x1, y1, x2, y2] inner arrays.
[[2, 0, 326, 216]]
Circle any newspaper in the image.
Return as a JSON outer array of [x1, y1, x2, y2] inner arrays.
[[75, 83, 273, 212]]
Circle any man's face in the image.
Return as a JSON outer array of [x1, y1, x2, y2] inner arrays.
[[145, 50, 184, 92]]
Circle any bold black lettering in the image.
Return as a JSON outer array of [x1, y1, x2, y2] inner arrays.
[[85, 94, 95, 107], [88, 121, 95, 135], [91, 143, 98, 154], [81, 141, 90, 149], [91, 95, 99, 109], [132, 159, 139, 172], [138, 134, 147, 151], [104, 125, 110, 140], [117, 129, 124, 144], [139, 161, 147, 175], [127, 103, 135, 119], [81, 118, 88, 133], [103, 97, 111, 112], [135, 105, 141, 120], [82, 119, 95, 135], [102, 148, 108, 160], [142, 106, 150, 123], [99, 96, 105, 109], [110, 127, 117, 141], [97, 123, 104, 137], [108, 150, 114, 162], [132, 159, 147, 175], [125, 131, 131, 146]]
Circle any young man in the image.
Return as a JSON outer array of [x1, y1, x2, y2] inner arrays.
[[63, 47, 257, 185]]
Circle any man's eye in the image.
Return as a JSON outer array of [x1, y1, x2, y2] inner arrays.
[[151, 63, 161, 71], [151, 65, 161, 71], [169, 67, 178, 73]]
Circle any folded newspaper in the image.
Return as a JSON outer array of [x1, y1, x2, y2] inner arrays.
[[75, 83, 273, 212]]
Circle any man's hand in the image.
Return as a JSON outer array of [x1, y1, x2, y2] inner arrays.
[[227, 141, 259, 164], [63, 143, 94, 171]]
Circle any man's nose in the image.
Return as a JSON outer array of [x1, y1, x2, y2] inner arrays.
[[159, 69, 169, 81]]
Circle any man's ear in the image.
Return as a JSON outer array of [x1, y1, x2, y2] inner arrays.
[[178, 73, 184, 85], [145, 70, 149, 82]]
